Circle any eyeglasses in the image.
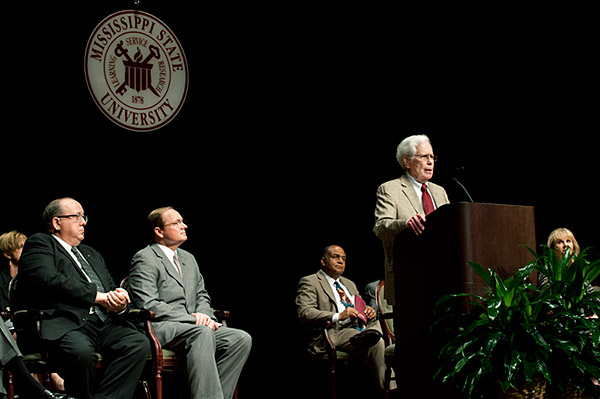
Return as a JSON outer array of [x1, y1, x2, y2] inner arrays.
[[56, 214, 88, 223], [164, 219, 186, 228], [414, 154, 438, 162]]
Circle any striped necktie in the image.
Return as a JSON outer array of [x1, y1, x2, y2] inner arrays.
[[71, 246, 107, 322]]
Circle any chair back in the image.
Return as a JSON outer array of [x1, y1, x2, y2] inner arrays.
[[375, 280, 394, 344], [120, 276, 130, 290], [8, 275, 17, 309]]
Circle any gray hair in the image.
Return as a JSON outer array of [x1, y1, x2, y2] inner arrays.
[[396, 135, 431, 170]]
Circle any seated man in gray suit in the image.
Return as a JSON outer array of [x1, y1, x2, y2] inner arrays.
[[128, 207, 252, 399]]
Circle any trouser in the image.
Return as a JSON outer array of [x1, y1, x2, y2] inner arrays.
[[48, 314, 150, 399], [164, 324, 252, 399], [334, 322, 388, 394]]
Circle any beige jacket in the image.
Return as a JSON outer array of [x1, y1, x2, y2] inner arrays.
[[373, 174, 450, 304]]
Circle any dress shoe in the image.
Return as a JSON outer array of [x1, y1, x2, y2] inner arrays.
[[42, 390, 77, 399], [349, 329, 382, 348]]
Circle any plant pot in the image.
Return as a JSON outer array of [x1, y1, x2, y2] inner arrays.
[[497, 377, 547, 399], [547, 383, 582, 399]]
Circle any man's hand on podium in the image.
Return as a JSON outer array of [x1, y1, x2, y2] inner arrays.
[[407, 214, 426, 235]]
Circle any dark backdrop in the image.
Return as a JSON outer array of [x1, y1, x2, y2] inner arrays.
[[2, 2, 597, 397]]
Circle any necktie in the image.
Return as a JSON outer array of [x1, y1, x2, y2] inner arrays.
[[173, 253, 183, 277], [421, 183, 435, 216], [71, 246, 107, 322], [334, 281, 353, 308], [334, 281, 364, 331]]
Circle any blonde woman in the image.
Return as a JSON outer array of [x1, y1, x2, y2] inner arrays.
[[547, 227, 580, 260], [0, 230, 26, 281], [544, 228, 599, 390], [0, 231, 26, 316]]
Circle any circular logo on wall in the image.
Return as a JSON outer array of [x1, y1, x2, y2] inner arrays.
[[85, 10, 188, 131]]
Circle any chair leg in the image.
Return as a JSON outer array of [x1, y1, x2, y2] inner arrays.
[[154, 370, 162, 399], [384, 364, 392, 399], [7, 370, 14, 399], [329, 364, 337, 399]]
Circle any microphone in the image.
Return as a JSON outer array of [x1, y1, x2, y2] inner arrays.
[[452, 178, 474, 203]]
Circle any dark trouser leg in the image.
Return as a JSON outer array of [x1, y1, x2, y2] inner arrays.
[[93, 319, 150, 399], [49, 315, 150, 399]]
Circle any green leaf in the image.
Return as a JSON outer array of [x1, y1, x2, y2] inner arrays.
[[468, 262, 493, 287]]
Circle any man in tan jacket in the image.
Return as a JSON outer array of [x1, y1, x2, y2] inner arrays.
[[373, 135, 450, 305], [296, 245, 389, 396]]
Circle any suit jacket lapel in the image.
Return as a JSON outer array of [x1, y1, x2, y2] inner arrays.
[[151, 244, 184, 288], [340, 277, 357, 297], [317, 272, 338, 310], [177, 251, 199, 310], [400, 174, 424, 214], [430, 184, 447, 208], [54, 241, 102, 286], [175, 249, 190, 291]]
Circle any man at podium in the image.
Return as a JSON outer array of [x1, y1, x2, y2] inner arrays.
[[373, 134, 449, 305]]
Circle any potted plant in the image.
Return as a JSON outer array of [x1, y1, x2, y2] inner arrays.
[[528, 245, 600, 398], [433, 258, 550, 398], [433, 246, 600, 399]]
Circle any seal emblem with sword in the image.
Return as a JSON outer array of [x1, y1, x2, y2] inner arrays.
[[84, 10, 188, 132]]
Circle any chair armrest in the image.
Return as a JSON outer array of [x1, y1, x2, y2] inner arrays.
[[11, 309, 48, 356], [135, 309, 163, 372], [12, 309, 47, 326], [214, 309, 230, 327], [320, 321, 339, 360], [122, 308, 155, 322]]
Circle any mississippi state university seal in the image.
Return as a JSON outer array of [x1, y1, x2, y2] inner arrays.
[[85, 10, 188, 131]]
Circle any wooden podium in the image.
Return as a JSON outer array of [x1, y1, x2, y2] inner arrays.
[[391, 202, 536, 392]]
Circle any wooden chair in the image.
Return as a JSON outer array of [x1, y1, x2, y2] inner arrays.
[[299, 320, 352, 399], [9, 275, 153, 399], [6, 276, 56, 399], [1, 310, 16, 399], [120, 276, 238, 399], [375, 280, 396, 399], [321, 321, 351, 399]]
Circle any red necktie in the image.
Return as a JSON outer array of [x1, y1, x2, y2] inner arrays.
[[421, 183, 435, 215]]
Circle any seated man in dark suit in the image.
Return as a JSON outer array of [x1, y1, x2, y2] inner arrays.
[[16, 198, 150, 399], [296, 245, 390, 396]]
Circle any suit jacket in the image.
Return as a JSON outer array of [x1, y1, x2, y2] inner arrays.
[[128, 243, 214, 347], [16, 233, 119, 341], [373, 174, 450, 304], [296, 271, 364, 356]]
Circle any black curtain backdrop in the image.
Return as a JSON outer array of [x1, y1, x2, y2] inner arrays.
[[3, 2, 597, 397]]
